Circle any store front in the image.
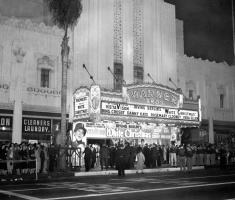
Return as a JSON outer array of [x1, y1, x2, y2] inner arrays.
[[21, 111, 69, 144], [72, 83, 201, 148], [0, 115, 13, 142]]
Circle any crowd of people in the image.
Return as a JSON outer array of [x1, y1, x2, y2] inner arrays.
[[0, 137, 235, 177], [0, 142, 57, 176]]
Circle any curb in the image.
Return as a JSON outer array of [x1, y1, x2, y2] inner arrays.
[[74, 166, 204, 176]]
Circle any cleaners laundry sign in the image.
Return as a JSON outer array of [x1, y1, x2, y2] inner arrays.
[[22, 118, 51, 133], [124, 84, 183, 108]]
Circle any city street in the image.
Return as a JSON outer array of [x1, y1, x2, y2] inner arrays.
[[0, 169, 235, 200]]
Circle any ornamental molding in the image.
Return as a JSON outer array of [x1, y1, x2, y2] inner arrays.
[[0, 13, 71, 37], [0, 83, 10, 91], [27, 86, 61, 96], [0, 102, 14, 109], [12, 38, 26, 63], [23, 104, 61, 113], [186, 80, 196, 91], [217, 84, 226, 95], [177, 54, 235, 71], [35, 54, 57, 71]]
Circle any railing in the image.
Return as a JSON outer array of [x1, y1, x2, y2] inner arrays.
[[0, 159, 38, 180], [56, 147, 82, 170]]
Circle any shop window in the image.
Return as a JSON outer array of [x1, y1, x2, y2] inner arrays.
[[220, 94, 224, 108], [189, 90, 193, 99], [114, 63, 123, 91], [41, 69, 50, 88], [134, 66, 143, 83]]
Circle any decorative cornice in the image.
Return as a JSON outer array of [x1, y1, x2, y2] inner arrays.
[[0, 102, 14, 109], [177, 54, 235, 71], [23, 104, 61, 113], [0, 13, 71, 37]]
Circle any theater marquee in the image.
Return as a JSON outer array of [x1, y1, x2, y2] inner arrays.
[[101, 101, 199, 121]]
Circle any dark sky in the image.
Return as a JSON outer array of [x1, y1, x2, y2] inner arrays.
[[165, 0, 234, 65]]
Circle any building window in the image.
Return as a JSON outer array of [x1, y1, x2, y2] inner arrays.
[[220, 94, 224, 108], [134, 66, 143, 83], [114, 63, 123, 91], [41, 69, 50, 88], [189, 90, 193, 99]]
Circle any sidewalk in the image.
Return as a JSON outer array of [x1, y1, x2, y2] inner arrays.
[[0, 164, 204, 184]]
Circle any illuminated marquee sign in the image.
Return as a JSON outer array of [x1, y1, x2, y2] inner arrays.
[[74, 88, 90, 118], [101, 101, 199, 121], [125, 84, 183, 108], [75, 96, 89, 115]]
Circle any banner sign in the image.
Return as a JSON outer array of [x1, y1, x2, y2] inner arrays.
[[124, 84, 183, 108], [22, 118, 51, 133], [101, 101, 199, 121], [0, 116, 12, 131], [81, 122, 176, 140]]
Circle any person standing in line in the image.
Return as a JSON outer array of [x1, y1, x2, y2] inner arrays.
[[170, 144, 177, 167], [40, 145, 45, 174], [129, 142, 136, 169], [186, 143, 193, 173], [115, 143, 125, 177], [163, 145, 167, 164], [91, 145, 97, 169], [136, 148, 145, 174], [176, 145, 180, 167], [124, 143, 131, 169], [109, 144, 116, 169], [48, 143, 57, 173], [84, 144, 92, 172], [210, 144, 216, 165], [13, 143, 21, 175], [219, 144, 227, 170], [151, 144, 157, 168], [34, 144, 41, 173], [192, 144, 197, 166], [143, 143, 151, 168], [178, 144, 186, 173], [100, 143, 110, 170]]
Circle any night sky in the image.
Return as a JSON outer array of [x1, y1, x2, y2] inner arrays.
[[165, 0, 234, 65]]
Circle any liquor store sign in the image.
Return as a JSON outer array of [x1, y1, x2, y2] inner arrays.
[[22, 118, 51, 133], [101, 101, 199, 121]]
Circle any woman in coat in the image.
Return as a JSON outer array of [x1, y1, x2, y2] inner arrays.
[[136, 148, 145, 174]]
